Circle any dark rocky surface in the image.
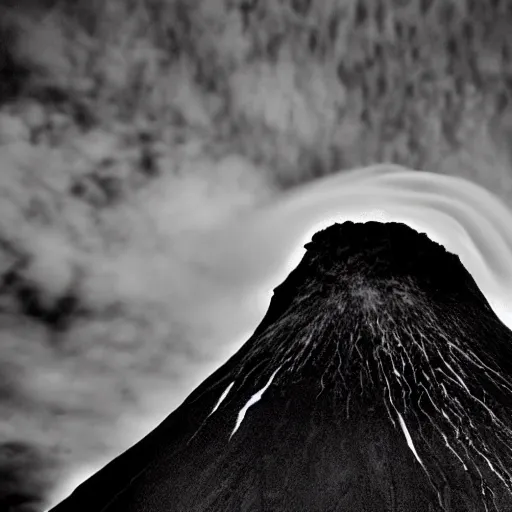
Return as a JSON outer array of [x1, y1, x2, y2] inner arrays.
[[50, 222, 512, 511]]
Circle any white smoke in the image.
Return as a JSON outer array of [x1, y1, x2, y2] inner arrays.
[[199, 163, 512, 336]]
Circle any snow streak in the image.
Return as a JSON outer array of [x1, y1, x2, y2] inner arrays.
[[229, 366, 281, 441], [208, 381, 235, 417]]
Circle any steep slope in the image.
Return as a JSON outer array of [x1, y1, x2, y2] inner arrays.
[[50, 221, 512, 512]]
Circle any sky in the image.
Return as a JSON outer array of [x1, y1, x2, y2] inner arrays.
[[3, 2, 512, 509]]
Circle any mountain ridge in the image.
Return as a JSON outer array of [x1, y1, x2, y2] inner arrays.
[[50, 221, 512, 512]]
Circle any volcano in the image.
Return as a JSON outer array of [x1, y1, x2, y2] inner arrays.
[[49, 221, 512, 512]]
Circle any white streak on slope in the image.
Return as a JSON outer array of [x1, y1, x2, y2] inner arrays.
[[208, 381, 235, 417], [229, 367, 281, 440], [397, 412, 425, 468]]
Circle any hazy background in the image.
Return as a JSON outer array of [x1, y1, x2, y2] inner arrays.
[[1, 0, 512, 510]]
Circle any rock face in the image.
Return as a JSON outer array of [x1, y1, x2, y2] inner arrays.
[[50, 221, 512, 512]]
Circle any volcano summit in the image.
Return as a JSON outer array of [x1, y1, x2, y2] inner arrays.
[[50, 221, 512, 512]]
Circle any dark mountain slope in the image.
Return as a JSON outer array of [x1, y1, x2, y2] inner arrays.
[[50, 221, 512, 511]]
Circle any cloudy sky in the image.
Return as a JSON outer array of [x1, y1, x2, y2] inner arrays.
[[1, 1, 512, 510]]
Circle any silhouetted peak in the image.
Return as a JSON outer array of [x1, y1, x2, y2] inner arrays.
[[50, 221, 512, 512], [275, 221, 473, 298], [262, 222, 493, 345]]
